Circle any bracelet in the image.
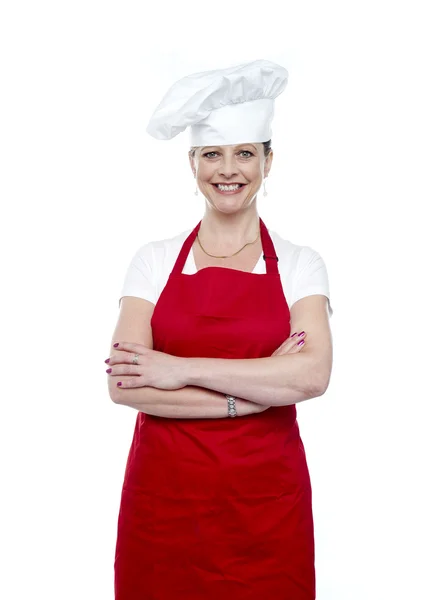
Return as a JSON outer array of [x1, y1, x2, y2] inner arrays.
[[225, 394, 237, 418]]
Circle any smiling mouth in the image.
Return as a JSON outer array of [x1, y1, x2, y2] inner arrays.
[[212, 183, 247, 191]]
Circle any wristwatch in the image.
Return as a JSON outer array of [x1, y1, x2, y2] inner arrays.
[[225, 394, 237, 418]]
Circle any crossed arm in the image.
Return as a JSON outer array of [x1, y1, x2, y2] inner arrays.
[[109, 294, 333, 418]]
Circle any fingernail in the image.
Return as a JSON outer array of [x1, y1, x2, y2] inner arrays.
[[113, 343, 119, 348], [291, 332, 298, 338], [104, 358, 110, 364], [117, 381, 122, 386], [106, 368, 112, 373], [297, 340, 305, 346], [298, 331, 305, 337]]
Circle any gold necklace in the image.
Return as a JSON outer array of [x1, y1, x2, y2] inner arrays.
[[196, 228, 260, 258]]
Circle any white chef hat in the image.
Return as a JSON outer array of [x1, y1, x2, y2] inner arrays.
[[146, 59, 288, 147]]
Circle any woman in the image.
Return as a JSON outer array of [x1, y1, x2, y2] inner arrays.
[[106, 60, 333, 599]]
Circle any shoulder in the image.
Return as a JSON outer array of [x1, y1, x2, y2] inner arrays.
[[119, 228, 192, 307], [130, 228, 191, 265], [269, 228, 332, 316], [268, 229, 318, 272]]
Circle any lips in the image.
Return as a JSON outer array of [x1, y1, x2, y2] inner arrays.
[[212, 183, 246, 188], [211, 183, 247, 196]]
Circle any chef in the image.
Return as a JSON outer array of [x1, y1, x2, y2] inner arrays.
[[107, 59, 333, 599]]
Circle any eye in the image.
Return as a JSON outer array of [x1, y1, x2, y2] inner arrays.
[[239, 151, 253, 158], [203, 151, 219, 158]]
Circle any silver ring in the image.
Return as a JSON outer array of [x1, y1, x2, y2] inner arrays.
[[132, 353, 139, 365]]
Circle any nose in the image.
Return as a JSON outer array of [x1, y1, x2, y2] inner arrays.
[[218, 154, 239, 179]]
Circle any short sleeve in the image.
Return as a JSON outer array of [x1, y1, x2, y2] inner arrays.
[[118, 243, 156, 308], [292, 246, 333, 317]]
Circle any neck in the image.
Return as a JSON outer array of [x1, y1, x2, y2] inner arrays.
[[198, 207, 261, 249]]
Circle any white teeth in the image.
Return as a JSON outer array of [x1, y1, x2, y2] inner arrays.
[[217, 184, 241, 191]]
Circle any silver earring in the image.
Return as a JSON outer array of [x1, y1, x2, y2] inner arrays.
[[263, 178, 268, 197]]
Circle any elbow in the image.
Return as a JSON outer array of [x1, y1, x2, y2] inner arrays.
[[295, 352, 332, 401], [301, 362, 331, 400], [303, 382, 325, 401], [314, 383, 327, 398], [310, 352, 333, 397], [315, 369, 332, 397]]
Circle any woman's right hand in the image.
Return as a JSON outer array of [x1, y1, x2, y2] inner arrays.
[[238, 332, 307, 415], [271, 331, 306, 356]]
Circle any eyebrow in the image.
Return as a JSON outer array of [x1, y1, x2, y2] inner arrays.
[[202, 144, 257, 151], [234, 144, 256, 149]]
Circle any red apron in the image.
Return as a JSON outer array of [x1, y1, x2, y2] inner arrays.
[[114, 218, 315, 599]]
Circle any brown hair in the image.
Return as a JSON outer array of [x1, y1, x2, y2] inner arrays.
[[189, 140, 272, 158]]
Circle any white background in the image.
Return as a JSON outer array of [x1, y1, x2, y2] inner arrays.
[[1, 1, 433, 598]]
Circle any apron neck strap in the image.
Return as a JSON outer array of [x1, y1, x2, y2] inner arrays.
[[172, 217, 279, 275]]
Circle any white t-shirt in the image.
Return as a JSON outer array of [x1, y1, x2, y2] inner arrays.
[[119, 227, 333, 318]]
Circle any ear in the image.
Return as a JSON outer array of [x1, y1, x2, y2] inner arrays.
[[264, 150, 274, 178], [188, 152, 197, 177]]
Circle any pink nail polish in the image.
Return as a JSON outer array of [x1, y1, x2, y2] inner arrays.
[[298, 331, 305, 337], [297, 340, 305, 346], [104, 358, 110, 364], [106, 368, 112, 373], [113, 343, 119, 348], [291, 332, 298, 338], [117, 381, 122, 386]]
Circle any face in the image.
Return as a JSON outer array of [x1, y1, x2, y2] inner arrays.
[[189, 143, 273, 213]]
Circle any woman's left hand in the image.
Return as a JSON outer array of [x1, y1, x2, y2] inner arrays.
[[105, 342, 188, 390]]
